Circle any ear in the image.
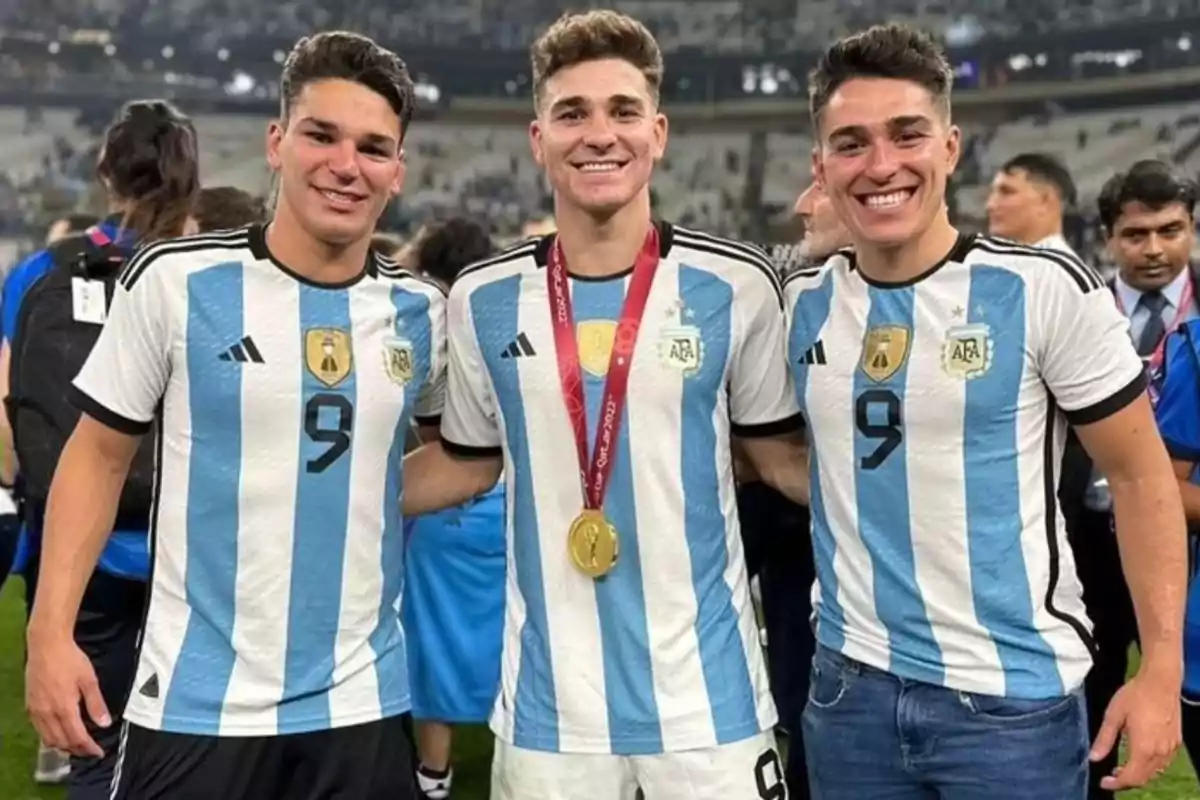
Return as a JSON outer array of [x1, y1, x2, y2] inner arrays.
[[945, 124, 962, 174], [652, 111, 669, 163], [390, 148, 407, 198], [265, 119, 285, 172], [811, 145, 825, 192], [529, 119, 546, 169]]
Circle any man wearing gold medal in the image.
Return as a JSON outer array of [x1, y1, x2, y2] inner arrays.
[[402, 10, 809, 799]]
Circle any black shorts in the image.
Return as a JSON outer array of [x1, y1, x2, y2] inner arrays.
[[111, 714, 418, 800]]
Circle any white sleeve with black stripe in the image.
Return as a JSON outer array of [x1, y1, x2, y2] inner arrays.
[[412, 284, 447, 425], [71, 248, 173, 436], [1035, 253, 1145, 424], [440, 281, 502, 456], [729, 266, 803, 437]]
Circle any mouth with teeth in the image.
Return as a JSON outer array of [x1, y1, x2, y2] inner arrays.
[[315, 186, 367, 211], [856, 187, 917, 212], [573, 160, 628, 175]]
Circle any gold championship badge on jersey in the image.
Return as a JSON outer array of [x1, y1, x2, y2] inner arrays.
[[861, 325, 911, 383], [305, 328, 353, 388], [577, 320, 618, 378]]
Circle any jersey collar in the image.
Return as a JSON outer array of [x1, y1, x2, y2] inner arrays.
[[531, 219, 675, 271], [247, 222, 379, 289]]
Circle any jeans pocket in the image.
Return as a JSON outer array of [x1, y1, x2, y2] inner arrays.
[[960, 691, 1078, 724], [808, 654, 850, 710]]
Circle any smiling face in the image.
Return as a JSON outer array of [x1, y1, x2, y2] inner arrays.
[[529, 57, 667, 220], [813, 77, 959, 250], [266, 77, 405, 247]]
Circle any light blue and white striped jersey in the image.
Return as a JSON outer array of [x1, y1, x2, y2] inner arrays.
[[440, 222, 801, 755], [71, 224, 446, 736], [785, 233, 1145, 699]]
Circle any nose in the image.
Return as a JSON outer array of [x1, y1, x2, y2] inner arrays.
[[327, 139, 360, 179], [795, 184, 816, 217], [581, 114, 619, 151], [1143, 233, 1166, 259], [864, 141, 900, 183]]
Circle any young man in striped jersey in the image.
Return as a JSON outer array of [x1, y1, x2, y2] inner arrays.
[[26, 32, 442, 799], [402, 10, 808, 799], [786, 23, 1186, 799]]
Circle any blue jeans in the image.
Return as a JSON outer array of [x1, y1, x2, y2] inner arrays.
[[802, 644, 1089, 800]]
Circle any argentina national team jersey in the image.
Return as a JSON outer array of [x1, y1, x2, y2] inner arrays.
[[70, 224, 446, 736], [439, 222, 801, 755], [786, 233, 1145, 699]]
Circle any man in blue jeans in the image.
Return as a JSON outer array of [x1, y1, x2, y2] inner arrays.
[[786, 22, 1186, 799]]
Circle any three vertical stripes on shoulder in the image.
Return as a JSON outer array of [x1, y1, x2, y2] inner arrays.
[[118, 229, 252, 292], [671, 228, 784, 308], [972, 237, 1104, 294]]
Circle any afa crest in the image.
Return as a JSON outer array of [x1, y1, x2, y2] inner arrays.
[[657, 326, 703, 375], [383, 337, 415, 384], [577, 320, 617, 377], [304, 328, 353, 388], [942, 323, 993, 379], [861, 325, 911, 383]]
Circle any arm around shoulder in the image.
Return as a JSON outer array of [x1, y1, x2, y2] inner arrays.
[[402, 439, 502, 516]]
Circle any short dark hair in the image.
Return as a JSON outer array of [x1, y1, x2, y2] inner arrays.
[[1097, 159, 1198, 233], [415, 218, 495, 288], [192, 186, 265, 232], [279, 31, 416, 141], [809, 23, 953, 126], [98, 99, 199, 243], [530, 11, 663, 110], [1001, 153, 1077, 209]]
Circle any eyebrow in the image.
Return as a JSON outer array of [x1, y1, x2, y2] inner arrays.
[[828, 115, 932, 141], [300, 117, 397, 148], [549, 94, 646, 115], [1119, 220, 1187, 235]]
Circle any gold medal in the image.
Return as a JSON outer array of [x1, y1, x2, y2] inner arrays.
[[567, 509, 619, 578]]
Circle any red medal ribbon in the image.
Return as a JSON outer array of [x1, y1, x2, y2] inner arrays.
[[1114, 276, 1194, 376], [547, 226, 660, 510]]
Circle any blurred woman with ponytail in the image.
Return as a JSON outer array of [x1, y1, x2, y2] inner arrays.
[[0, 98, 197, 797]]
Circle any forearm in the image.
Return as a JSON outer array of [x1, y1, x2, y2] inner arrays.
[[0, 412, 14, 486], [1111, 474, 1188, 675], [739, 433, 809, 506], [402, 441, 502, 516], [0, 343, 15, 485], [760, 459, 810, 506], [27, 437, 126, 641], [1176, 479, 1200, 524]]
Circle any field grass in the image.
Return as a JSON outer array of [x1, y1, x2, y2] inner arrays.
[[0, 577, 1195, 799]]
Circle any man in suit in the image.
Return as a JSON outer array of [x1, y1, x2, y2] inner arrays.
[[1069, 160, 1198, 799]]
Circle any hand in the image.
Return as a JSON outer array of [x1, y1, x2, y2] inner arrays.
[[26, 632, 109, 758], [1089, 669, 1182, 791]]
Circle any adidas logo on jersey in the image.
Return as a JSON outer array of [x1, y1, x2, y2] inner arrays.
[[799, 340, 827, 365], [499, 332, 536, 359], [218, 336, 264, 363]]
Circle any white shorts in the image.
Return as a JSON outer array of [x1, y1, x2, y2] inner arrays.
[[489, 730, 787, 800]]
